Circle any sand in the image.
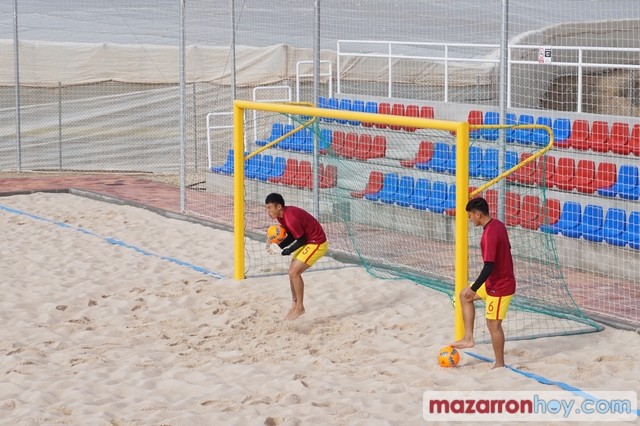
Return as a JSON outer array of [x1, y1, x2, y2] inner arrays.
[[0, 192, 638, 426]]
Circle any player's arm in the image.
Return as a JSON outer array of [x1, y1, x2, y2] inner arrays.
[[280, 235, 307, 255], [470, 262, 495, 292]]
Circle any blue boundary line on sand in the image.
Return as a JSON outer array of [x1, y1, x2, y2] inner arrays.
[[465, 351, 640, 417], [0, 203, 224, 279]]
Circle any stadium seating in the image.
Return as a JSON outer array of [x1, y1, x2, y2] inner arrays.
[[543, 201, 582, 238], [256, 123, 284, 147], [420, 105, 435, 120], [416, 142, 450, 173], [210, 149, 235, 175], [336, 98, 352, 124], [349, 99, 364, 126], [319, 129, 333, 154], [484, 189, 498, 217], [479, 148, 499, 179], [389, 103, 406, 131], [481, 111, 500, 141], [629, 124, 640, 156], [400, 140, 434, 168], [374, 102, 391, 129], [539, 199, 564, 234], [624, 211, 640, 250], [514, 114, 535, 145], [554, 157, 576, 191], [426, 181, 450, 213], [552, 118, 571, 147], [609, 122, 630, 155], [579, 204, 604, 242], [404, 104, 419, 132], [514, 152, 536, 185], [573, 159, 597, 194], [602, 208, 628, 247], [319, 164, 338, 188], [370, 135, 387, 159], [505, 191, 521, 226], [520, 194, 542, 230], [395, 176, 416, 207], [467, 110, 483, 139], [410, 178, 431, 210], [253, 154, 273, 180], [587, 120, 609, 153], [351, 170, 384, 198], [378, 173, 400, 204], [269, 158, 298, 185], [535, 154, 556, 188], [595, 162, 618, 194], [531, 116, 553, 147], [505, 150, 519, 182], [266, 156, 287, 181], [353, 134, 373, 160], [505, 113, 517, 143], [294, 160, 312, 189], [599, 164, 640, 200], [565, 119, 590, 150], [468, 146, 483, 178], [362, 101, 378, 127]]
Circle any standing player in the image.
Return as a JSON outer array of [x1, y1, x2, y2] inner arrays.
[[451, 197, 516, 369], [265, 193, 328, 320]]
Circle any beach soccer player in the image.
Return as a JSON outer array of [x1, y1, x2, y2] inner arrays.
[[265, 193, 328, 320], [451, 197, 516, 369]]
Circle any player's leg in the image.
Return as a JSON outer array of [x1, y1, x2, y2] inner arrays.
[[451, 285, 485, 348], [284, 242, 328, 320], [484, 294, 513, 368]]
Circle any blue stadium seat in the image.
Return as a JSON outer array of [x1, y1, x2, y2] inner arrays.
[[531, 116, 552, 147], [319, 129, 333, 153], [602, 208, 627, 247], [447, 144, 457, 174], [297, 129, 313, 153], [416, 142, 450, 173], [254, 154, 274, 181], [278, 124, 295, 150], [541, 201, 581, 237], [615, 165, 640, 201], [514, 114, 534, 145], [377, 173, 400, 204], [552, 118, 571, 146], [256, 123, 284, 147], [504, 150, 519, 182], [427, 181, 449, 213], [395, 176, 415, 207], [268, 156, 287, 180], [468, 146, 483, 178], [444, 183, 456, 211], [349, 99, 364, 126], [624, 211, 640, 250], [579, 204, 604, 242], [410, 178, 431, 210], [336, 98, 352, 124], [244, 154, 262, 179], [481, 111, 500, 141], [505, 113, 517, 143], [210, 149, 235, 175], [479, 148, 499, 179]]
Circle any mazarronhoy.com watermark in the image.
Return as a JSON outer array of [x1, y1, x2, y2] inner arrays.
[[423, 390, 637, 422]]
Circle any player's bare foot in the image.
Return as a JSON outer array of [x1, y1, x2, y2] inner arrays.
[[284, 307, 305, 320], [491, 363, 505, 370], [450, 338, 475, 349]]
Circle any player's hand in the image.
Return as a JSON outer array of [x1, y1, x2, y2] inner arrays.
[[461, 286, 476, 300], [281, 247, 293, 256], [265, 242, 280, 255]]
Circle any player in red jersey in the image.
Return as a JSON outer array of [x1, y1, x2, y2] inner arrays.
[[451, 197, 516, 369], [265, 193, 328, 320]]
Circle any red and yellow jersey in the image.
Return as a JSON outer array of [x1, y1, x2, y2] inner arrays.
[[480, 219, 516, 296], [277, 206, 327, 244]]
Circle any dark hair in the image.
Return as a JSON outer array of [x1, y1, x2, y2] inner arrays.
[[265, 192, 285, 206], [465, 197, 490, 216]]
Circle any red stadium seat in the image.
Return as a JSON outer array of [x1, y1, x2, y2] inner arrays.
[[353, 133, 373, 160], [515, 153, 536, 185], [535, 155, 556, 188], [272, 158, 299, 185], [369, 135, 387, 158], [320, 164, 338, 188], [485, 189, 498, 217], [350, 170, 384, 198], [404, 104, 419, 132], [341, 132, 358, 158], [294, 160, 312, 189], [565, 119, 590, 150], [594, 162, 617, 190], [541, 198, 561, 227], [554, 157, 576, 191], [505, 191, 521, 226], [609, 122, 630, 155], [389, 103, 406, 130], [588, 120, 609, 153], [375, 103, 391, 129], [629, 124, 640, 156], [331, 131, 346, 156], [520, 195, 542, 230], [400, 140, 434, 168], [420, 105, 435, 119], [574, 159, 597, 194]]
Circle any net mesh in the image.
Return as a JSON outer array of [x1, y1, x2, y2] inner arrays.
[[229, 103, 602, 341]]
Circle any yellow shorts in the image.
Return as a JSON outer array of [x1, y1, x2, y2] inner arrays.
[[476, 284, 513, 321], [293, 241, 328, 267]]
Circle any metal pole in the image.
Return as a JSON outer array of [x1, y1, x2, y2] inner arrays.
[[312, 0, 320, 217], [231, 0, 237, 101], [13, 0, 21, 171], [497, 0, 509, 222], [58, 82, 62, 171], [193, 82, 198, 171], [179, 0, 186, 212]]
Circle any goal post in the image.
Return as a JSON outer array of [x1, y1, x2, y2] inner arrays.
[[230, 100, 602, 342]]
